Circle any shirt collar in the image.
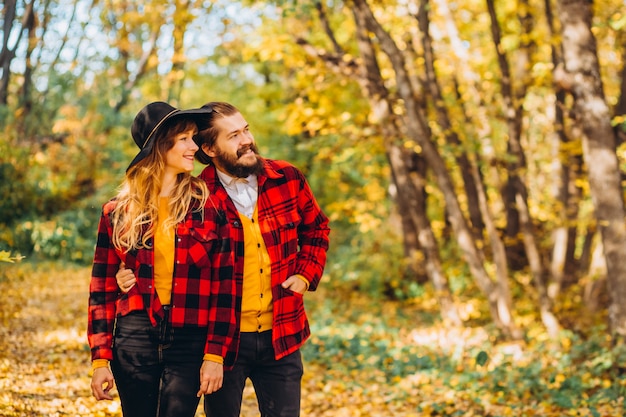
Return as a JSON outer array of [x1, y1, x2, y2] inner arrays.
[[215, 168, 257, 189]]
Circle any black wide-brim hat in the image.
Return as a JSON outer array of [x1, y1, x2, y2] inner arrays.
[[127, 101, 213, 171], [192, 103, 215, 165]]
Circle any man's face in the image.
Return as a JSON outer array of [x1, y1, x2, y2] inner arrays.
[[204, 112, 263, 178]]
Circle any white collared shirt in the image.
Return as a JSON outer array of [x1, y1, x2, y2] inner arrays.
[[216, 169, 258, 219]]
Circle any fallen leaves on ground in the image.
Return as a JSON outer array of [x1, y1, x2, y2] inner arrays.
[[1, 262, 625, 416]]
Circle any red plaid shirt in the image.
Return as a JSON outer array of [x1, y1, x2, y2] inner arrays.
[[87, 199, 237, 362], [199, 159, 330, 364]]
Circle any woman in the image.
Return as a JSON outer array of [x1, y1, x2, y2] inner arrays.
[[88, 101, 236, 417]]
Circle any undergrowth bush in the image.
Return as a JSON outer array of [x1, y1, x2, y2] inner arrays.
[[12, 207, 100, 264], [323, 226, 429, 300], [302, 288, 626, 414], [0, 108, 127, 265]]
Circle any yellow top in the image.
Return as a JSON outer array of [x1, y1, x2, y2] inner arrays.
[[239, 208, 274, 332], [154, 197, 174, 305]]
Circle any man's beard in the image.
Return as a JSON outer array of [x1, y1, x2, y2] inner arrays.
[[213, 143, 264, 178]]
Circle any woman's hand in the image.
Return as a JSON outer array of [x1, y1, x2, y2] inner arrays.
[[91, 367, 115, 400], [116, 262, 137, 293]]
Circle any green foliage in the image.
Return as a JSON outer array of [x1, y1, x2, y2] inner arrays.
[[324, 226, 423, 300], [305, 326, 441, 379], [303, 287, 626, 415], [0, 143, 62, 223], [0, 94, 126, 265], [0, 160, 33, 221], [8, 205, 100, 264]]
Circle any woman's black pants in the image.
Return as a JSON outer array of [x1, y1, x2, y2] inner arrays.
[[111, 309, 207, 417]]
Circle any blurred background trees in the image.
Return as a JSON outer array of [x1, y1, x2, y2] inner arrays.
[[2, 0, 626, 341]]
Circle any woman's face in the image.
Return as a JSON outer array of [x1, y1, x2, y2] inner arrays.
[[164, 127, 199, 175]]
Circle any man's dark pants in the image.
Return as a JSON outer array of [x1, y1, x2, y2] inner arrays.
[[204, 330, 304, 417]]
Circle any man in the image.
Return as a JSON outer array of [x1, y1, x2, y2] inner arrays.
[[195, 102, 330, 417], [116, 101, 330, 417]]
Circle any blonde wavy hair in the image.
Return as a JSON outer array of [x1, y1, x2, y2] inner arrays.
[[111, 119, 208, 251]]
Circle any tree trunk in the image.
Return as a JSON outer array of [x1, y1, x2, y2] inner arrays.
[[18, 2, 37, 119], [579, 224, 596, 274], [584, 237, 608, 312], [113, 28, 159, 113], [390, 151, 428, 285], [387, 142, 461, 324], [614, 26, 626, 146], [168, 0, 195, 103], [544, 0, 584, 297], [351, 3, 460, 323], [415, 0, 484, 237], [103, 3, 161, 114], [353, 0, 521, 338], [486, 0, 560, 336], [0, 0, 22, 105], [556, 0, 626, 339], [469, 156, 513, 327], [547, 24, 582, 293]]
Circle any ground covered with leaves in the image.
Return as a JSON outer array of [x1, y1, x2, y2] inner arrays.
[[1, 262, 625, 416]]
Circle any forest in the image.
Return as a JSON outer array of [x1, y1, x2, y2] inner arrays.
[[1, 0, 626, 415]]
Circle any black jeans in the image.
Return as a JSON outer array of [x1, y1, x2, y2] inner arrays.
[[111, 309, 207, 417], [204, 330, 303, 417]]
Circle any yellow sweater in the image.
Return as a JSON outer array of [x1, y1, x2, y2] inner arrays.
[[202, 209, 273, 365], [154, 197, 174, 305], [239, 209, 273, 332]]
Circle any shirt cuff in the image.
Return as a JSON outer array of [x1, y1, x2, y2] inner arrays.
[[295, 274, 310, 291], [203, 353, 224, 364], [92, 359, 109, 371]]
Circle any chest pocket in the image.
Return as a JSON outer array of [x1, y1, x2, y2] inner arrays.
[[186, 227, 219, 269], [265, 213, 300, 260]]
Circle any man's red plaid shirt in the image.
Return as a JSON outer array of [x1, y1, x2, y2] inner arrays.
[[199, 158, 330, 366]]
